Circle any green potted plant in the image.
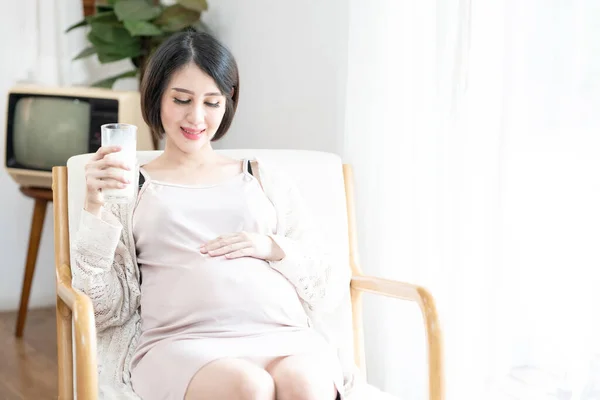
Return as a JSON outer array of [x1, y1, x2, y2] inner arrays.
[[67, 0, 209, 88]]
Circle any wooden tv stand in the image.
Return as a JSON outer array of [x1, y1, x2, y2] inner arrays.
[[15, 186, 53, 337]]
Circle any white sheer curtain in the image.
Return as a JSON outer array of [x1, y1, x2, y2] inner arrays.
[[345, 1, 600, 399], [0, 0, 91, 88]]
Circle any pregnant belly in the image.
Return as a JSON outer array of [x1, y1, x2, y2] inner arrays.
[[138, 256, 309, 336]]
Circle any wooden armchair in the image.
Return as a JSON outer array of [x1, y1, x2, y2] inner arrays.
[[52, 150, 444, 399]]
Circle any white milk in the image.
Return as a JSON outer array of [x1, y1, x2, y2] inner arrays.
[[102, 147, 136, 203], [101, 123, 137, 204]]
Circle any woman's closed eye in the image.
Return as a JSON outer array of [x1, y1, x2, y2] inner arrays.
[[173, 98, 220, 108]]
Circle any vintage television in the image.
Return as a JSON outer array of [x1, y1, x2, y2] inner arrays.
[[4, 84, 155, 189]]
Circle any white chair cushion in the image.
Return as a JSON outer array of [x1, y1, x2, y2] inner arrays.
[[66, 149, 356, 382]]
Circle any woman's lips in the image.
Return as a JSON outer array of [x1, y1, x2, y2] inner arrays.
[[181, 126, 206, 140]]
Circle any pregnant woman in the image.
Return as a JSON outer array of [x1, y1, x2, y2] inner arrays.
[[72, 30, 346, 400]]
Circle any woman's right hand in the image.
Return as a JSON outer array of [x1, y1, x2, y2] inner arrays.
[[84, 146, 131, 216]]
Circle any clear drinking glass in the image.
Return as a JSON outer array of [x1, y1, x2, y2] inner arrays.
[[101, 123, 137, 203]]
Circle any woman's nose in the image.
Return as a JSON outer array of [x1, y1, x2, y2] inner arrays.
[[187, 104, 206, 125]]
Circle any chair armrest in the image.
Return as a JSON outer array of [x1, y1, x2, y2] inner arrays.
[[56, 263, 98, 400], [351, 275, 444, 400]]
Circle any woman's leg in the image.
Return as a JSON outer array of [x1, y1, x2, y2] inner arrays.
[[185, 358, 276, 400], [266, 353, 338, 400]]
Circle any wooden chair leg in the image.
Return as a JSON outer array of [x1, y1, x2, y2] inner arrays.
[[15, 198, 48, 337]]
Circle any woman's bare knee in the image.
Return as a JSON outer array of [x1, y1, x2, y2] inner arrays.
[[267, 354, 337, 400], [185, 358, 275, 400]]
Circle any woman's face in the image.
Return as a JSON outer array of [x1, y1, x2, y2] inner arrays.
[[160, 63, 227, 154]]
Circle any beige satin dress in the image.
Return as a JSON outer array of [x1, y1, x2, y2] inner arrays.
[[130, 160, 342, 400]]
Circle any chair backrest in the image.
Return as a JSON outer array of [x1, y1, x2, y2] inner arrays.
[[66, 149, 356, 380]]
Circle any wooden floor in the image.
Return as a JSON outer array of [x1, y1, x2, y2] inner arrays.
[[0, 308, 57, 399]]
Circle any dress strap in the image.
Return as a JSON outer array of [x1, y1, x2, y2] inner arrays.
[[242, 159, 263, 189], [138, 170, 146, 189], [243, 159, 254, 176]]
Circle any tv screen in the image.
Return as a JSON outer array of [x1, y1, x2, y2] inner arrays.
[[11, 96, 91, 170]]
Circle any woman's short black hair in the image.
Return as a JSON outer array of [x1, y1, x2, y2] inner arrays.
[[140, 30, 240, 144]]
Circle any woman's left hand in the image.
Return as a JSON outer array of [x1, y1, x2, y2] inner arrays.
[[200, 232, 285, 262]]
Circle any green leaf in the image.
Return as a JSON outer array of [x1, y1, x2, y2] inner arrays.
[[72, 47, 97, 61], [88, 30, 141, 63], [65, 19, 88, 33], [95, 4, 114, 14], [124, 20, 163, 36], [92, 70, 139, 89], [96, 46, 141, 64], [107, 0, 118, 5], [114, 0, 162, 21], [89, 21, 137, 45], [96, 52, 129, 63], [85, 11, 121, 30], [95, 6, 114, 15], [154, 4, 200, 32], [177, 0, 208, 12]]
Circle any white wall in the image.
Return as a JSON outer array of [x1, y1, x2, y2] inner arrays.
[[0, 1, 61, 311], [0, 163, 56, 312], [203, 0, 349, 154]]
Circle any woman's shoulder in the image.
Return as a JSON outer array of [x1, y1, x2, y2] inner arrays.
[[253, 158, 303, 204], [253, 158, 288, 185]]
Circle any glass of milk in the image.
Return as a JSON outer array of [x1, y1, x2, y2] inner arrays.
[[101, 123, 137, 203]]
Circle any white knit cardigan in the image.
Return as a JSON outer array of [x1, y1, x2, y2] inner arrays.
[[71, 160, 354, 399]]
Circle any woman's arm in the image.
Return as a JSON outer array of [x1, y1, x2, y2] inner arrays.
[[71, 207, 140, 333], [261, 164, 350, 312]]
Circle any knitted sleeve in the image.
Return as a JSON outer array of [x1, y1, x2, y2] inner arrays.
[[71, 204, 140, 333], [261, 164, 350, 312]]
